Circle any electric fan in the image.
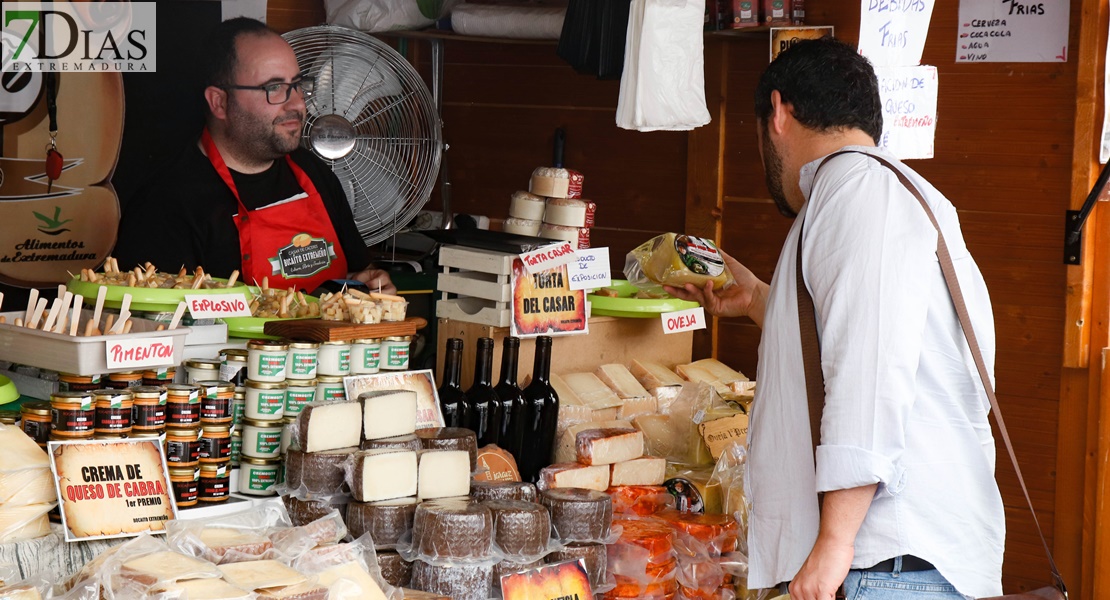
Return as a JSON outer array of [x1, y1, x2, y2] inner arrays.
[[283, 26, 443, 247]]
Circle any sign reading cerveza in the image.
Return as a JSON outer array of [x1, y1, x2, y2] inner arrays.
[[2, 2, 156, 73]]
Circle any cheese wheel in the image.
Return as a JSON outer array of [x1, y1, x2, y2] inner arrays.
[[345, 497, 417, 548], [360, 433, 422, 453], [540, 488, 613, 543], [411, 560, 492, 600], [414, 499, 494, 561], [636, 233, 734, 290], [347, 449, 418, 502], [538, 223, 580, 244], [493, 558, 544, 589], [469, 480, 538, 503], [377, 550, 413, 587], [607, 485, 675, 516], [284, 447, 355, 495], [503, 218, 542, 237], [416, 427, 478, 472], [359, 390, 418, 440], [486, 499, 551, 557], [529, 168, 584, 199], [509, 191, 547, 220], [196, 527, 274, 564], [543, 198, 588, 228], [295, 401, 362, 453], [547, 542, 607, 588], [283, 496, 342, 527]]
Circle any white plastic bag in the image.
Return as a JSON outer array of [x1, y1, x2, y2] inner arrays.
[[324, 0, 463, 32]]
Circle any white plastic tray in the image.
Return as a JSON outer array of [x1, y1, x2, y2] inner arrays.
[[0, 310, 191, 376]]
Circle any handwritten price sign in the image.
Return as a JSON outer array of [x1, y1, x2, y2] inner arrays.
[[105, 336, 176, 370], [520, 242, 578, 275], [184, 293, 252, 318]]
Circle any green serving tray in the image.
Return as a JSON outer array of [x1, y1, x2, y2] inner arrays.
[[588, 280, 699, 318], [223, 288, 320, 340], [67, 277, 250, 313]]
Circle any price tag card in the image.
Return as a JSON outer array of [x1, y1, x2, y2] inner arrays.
[[48, 438, 176, 542], [184, 293, 252, 318], [661, 307, 706, 334], [105, 336, 176, 370], [520, 242, 578, 275], [568, 247, 611, 291], [501, 559, 593, 600]]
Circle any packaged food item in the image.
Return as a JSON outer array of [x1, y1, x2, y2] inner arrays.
[[346, 497, 417, 549], [577, 428, 645, 465], [285, 447, 355, 496], [486, 499, 551, 558], [625, 233, 735, 291], [540, 488, 613, 543], [538, 462, 610, 491], [607, 485, 676, 516], [412, 499, 494, 562]]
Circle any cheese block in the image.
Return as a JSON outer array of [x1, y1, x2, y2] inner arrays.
[[540, 488, 613, 543], [359, 390, 418, 440], [255, 581, 330, 600], [509, 191, 547, 220], [632, 414, 679, 459], [218, 560, 305, 590], [295, 542, 363, 568], [596, 364, 651, 401], [0, 504, 51, 543], [503, 217, 542, 237], [0, 425, 49, 471], [689, 359, 748, 383], [576, 428, 644, 465], [361, 433, 422, 452], [544, 198, 588, 227], [284, 447, 355, 495], [170, 578, 253, 600], [417, 450, 471, 500], [607, 485, 675, 516], [563, 373, 623, 410], [731, 380, 757, 396], [347, 449, 418, 502], [537, 462, 609, 491], [529, 168, 584, 199], [314, 561, 389, 600], [493, 558, 544, 589], [345, 497, 417, 548], [634, 233, 734, 290], [120, 551, 222, 585], [630, 360, 684, 389], [674, 363, 732, 397], [652, 385, 682, 413], [610, 457, 667, 486], [469, 480, 537, 503], [615, 396, 658, 420], [295, 401, 362, 453], [377, 550, 413, 587], [0, 584, 42, 600], [411, 560, 493, 600], [0, 467, 56, 506], [546, 542, 607, 588], [486, 499, 551, 557], [416, 427, 478, 472], [414, 500, 494, 560], [283, 496, 341, 527], [196, 528, 274, 564], [269, 512, 347, 551], [554, 419, 632, 464]]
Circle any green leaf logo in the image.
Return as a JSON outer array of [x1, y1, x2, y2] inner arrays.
[[34, 206, 72, 235]]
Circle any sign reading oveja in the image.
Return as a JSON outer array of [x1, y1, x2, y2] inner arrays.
[[2, 3, 157, 73]]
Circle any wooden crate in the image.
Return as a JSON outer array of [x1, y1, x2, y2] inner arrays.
[[436, 245, 515, 328], [435, 316, 693, 389]]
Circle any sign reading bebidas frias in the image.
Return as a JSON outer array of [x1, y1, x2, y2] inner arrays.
[[48, 438, 176, 542]]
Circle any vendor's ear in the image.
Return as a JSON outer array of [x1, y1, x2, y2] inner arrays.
[[768, 90, 791, 136], [204, 86, 229, 120]]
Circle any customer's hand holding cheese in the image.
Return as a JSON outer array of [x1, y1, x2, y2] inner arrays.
[[664, 250, 768, 326], [114, 17, 395, 295]]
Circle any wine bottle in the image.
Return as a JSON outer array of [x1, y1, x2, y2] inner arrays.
[[520, 336, 559, 482], [494, 336, 527, 461], [437, 338, 467, 428], [465, 337, 502, 447]]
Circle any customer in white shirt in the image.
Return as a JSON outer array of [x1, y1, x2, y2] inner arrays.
[[667, 38, 1005, 600]]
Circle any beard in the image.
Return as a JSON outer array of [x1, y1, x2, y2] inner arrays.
[[760, 123, 795, 218], [226, 98, 304, 162]]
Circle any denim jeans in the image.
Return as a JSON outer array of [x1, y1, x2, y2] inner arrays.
[[842, 557, 972, 599]]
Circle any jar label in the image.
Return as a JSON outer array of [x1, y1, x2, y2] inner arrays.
[[365, 347, 381, 369], [220, 362, 246, 385], [254, 391, 285, 416], [199, 435, 231, 460], [230, 436, 242, 462], [52, 407, 95, 432], [231, 400, 245, 425], [320, 386, 346, 402], [22, 420, 50, 444], [248, 467, 279, 492], [171, 479, 198, 502], [386, 344, 409, 368], [167, 440, 199, 463], [338, 349, 350, 373], [284, 389, 315, 415], [256, 430, 281, 454], [201, 397, 231, 420], [133, 403, 166, 428], [290, 352, 317, 377], [257, 354, 287, 378]]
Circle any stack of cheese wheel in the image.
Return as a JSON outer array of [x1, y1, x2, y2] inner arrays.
[[655, 509, 740, 600], [501, 166, 595, 249], [505, 191, 547, 237], [604, 518, 678, 600]]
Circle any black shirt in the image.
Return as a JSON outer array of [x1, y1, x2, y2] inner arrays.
[[114, 142, 370, 281]]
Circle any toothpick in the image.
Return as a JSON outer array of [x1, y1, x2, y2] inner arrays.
[[119, 293, 132, 319], [69, 295, 82, 336], [92, 286, 107, 332], [168, 301, 187, 330], [24, 289, 39, 324], [111, 310, 131, 334], [52, 292, 73, 334], [41, 297, 62, 332]]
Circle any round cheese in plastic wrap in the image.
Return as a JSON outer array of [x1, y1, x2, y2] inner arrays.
[[470, 480, 538, 503], [486, 499, 551, 559], [412, 498, 495, 563], [494, 557, 545, 589], [547, 542, 608, 589], [411, 560, 493, 600], [284, 447, 355, 497], [284, 495, 345, 527], [361, 433, 422, 453], [346, 497, 418, 549], [377, 550, 413, 588], [625, 233, 735, 291], [540, 488, 613, 543]]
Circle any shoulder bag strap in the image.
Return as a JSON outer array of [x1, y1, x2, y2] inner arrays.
[[796, 150, 1066, 594]]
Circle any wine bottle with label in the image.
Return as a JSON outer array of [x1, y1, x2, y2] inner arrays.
[[520, 336, 559, 482], [437, 338, 467, 428], [465, 337, 502, 447], [494, 336, 526, 460]]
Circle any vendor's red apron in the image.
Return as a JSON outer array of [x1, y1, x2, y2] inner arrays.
[[202, 128, 348, 291]]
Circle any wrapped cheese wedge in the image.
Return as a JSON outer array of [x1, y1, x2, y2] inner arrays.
[[625, 233, 735, 291]]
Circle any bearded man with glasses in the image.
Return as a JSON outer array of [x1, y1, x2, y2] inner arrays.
[[116, 17, 395, 295]]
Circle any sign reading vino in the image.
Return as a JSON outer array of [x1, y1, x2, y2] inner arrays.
[[510, 259, 588, 338]]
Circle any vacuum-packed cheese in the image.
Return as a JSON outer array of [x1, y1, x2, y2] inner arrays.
[[346, 497, 417, 548], [218, 560, 305, 590], [295, 401, 362, 452], [504, 218, 542, 237], [544, 198, 588, 228], [540, 488, 613, 543], [347, 449, 418, 502], [284, 447, 354, 495], [688, 359, 748, 383], [314, 561, 389, 600], [596, 364, 651, 400], [630, 360, 684, 389], [576, 428, 644, 465], [630, 233, 734, 290], [563, 373, 622, 410], [358, 390, 417, 440], [555, 419, 632, 464]]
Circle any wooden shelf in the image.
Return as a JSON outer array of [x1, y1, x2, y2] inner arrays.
[[380, 29, 558, 45], [264, 316, 428, 342]]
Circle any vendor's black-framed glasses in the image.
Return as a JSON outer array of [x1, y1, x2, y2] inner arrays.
[[222, 76, 315, 104]]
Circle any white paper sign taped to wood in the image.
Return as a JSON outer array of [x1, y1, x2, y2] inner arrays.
[[876, 65, 938, 160], [955, 0, 1068, 63], [858, 0, 936, 67]]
